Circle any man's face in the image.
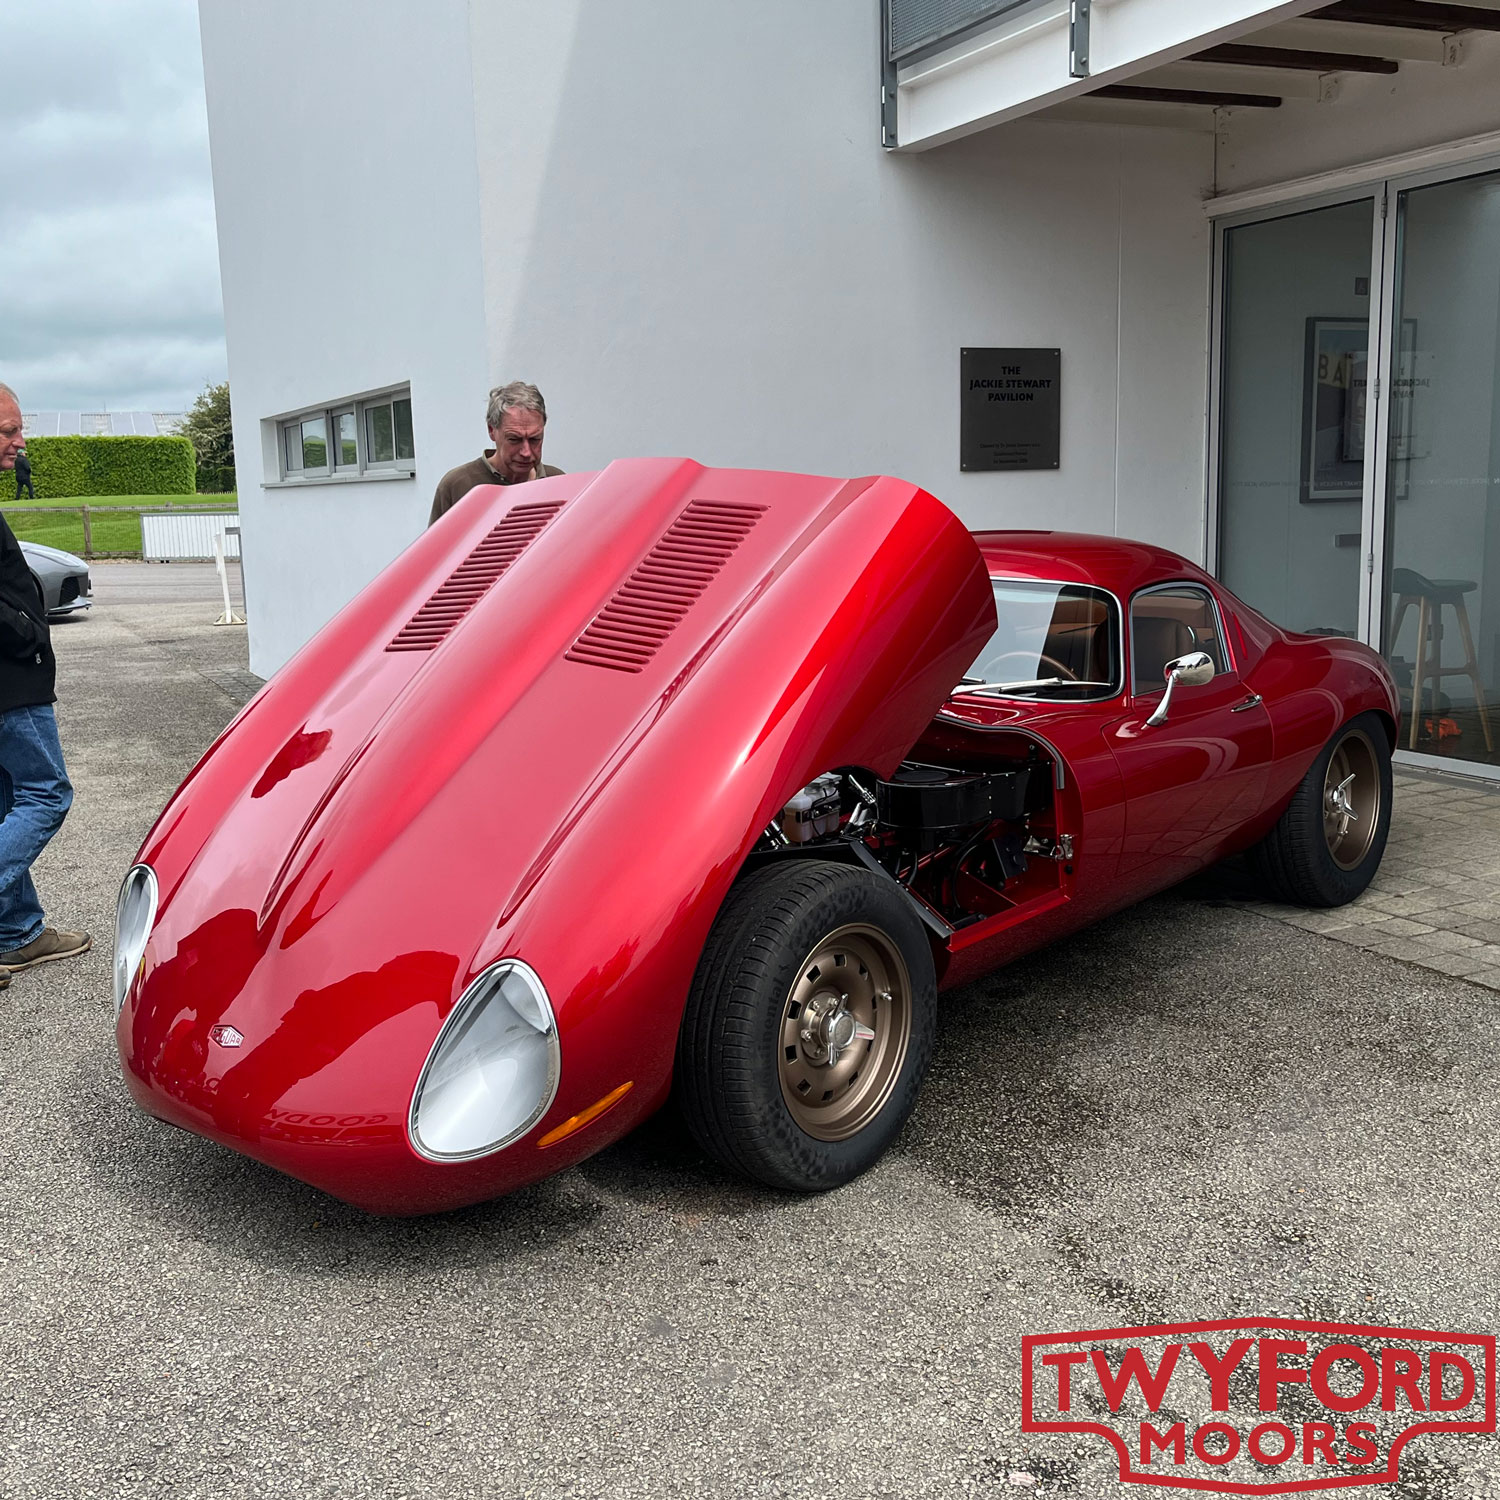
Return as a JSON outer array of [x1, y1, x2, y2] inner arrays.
[[489, 407, 545, 483], [0, 399, 23, 472]]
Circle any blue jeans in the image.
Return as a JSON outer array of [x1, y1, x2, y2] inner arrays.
[[0, 704, 72, 949]]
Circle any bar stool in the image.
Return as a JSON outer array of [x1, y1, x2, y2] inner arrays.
[[1389, 567, 1493, 753]]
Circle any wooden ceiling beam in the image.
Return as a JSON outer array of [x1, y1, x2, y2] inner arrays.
[[1152, 61, 1328, 97], [1311, 1, 1500, 31], [1092, 84, 1283, 108], [1257, 18, 1451, 61], [1191, 41, 1399, 71]]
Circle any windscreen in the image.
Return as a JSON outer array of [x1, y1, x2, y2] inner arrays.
[[961, 580, 1120, 700]]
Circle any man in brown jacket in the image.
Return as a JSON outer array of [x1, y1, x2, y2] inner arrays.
[[428, 381, 564, 525]]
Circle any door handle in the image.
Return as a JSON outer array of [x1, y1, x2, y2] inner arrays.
[[1231, 693, 1263, 713]]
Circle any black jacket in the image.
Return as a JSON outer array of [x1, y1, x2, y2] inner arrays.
[[14, 451, 31, 483], [0, 512, 55, 712]]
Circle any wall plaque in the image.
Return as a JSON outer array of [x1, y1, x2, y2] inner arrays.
[[961, 348, 1060, 472]]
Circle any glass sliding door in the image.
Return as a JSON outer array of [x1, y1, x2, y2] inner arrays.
[[1218, 199, 1379, 639], [1380, 169, 1500, 768], [1216, 159, 1500, 774]]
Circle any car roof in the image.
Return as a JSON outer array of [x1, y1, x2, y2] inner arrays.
[[973, 530, 1216, 600]]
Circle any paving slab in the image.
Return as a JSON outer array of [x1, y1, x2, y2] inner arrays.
[[1233, 762, 1500, 983]]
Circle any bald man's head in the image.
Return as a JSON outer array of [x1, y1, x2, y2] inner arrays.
[[0, 386, 22, 472]]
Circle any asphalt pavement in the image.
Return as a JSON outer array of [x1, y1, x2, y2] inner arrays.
[[2, 561, 1498, 1500]]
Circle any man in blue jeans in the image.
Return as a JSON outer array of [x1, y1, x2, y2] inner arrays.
[[0, 384, 89, 986]]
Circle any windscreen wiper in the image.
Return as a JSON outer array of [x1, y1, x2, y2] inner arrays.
[[960, 678, 1112, 697]]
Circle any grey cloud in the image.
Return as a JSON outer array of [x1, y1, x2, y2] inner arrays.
[[0, 0, 225, 410]]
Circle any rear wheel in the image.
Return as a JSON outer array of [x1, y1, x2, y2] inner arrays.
[[1252, 712, 1392, 907], [676, 862, 936, 1192]]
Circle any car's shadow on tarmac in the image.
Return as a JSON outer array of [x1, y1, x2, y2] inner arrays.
[[77, 1058, 800, 1273], [74, 1067, 613, 1272]]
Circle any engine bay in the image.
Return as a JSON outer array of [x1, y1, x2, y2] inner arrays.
[[755, 742, 1069, 938]]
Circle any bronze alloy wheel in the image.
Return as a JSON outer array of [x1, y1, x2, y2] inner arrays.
[[777, 923, 912, 1143], [1323, 726, 1382, 871]]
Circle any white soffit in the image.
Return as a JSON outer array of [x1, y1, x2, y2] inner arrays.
[[1204, 128, 1500, 216], [895, 0, 1325, 149]]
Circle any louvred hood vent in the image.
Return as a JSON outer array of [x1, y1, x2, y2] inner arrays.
[[565, 498, 766, 672], [387, 499, 565, 652]]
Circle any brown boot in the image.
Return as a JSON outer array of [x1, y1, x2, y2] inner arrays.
[[0, 927, 92, 972]]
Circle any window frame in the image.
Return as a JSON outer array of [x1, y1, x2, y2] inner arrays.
[[1127, 581, 1237, 701], [283, 422, 307, 477], [332, 406, 359, 471], [268, 384, 415, 487]]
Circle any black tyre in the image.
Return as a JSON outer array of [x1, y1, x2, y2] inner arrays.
[[1251, 711, 1392, 908], [676, 861, 936, 1192]]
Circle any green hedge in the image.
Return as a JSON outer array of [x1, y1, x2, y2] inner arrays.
[[23, 435, 195, 498], [195, 462, 237, 494]]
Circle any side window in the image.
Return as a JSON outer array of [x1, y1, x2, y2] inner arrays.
[[268, 385, 414, 484], [1131, 585, 1228, 695]]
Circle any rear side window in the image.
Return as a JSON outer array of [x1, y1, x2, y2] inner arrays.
[[1131, 585, 1228, 695]]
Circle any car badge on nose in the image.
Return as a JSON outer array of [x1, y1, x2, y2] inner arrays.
[[210, 1024, 244, 1048]]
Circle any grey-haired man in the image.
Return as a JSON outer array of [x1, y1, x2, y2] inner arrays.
[[428, 381, 564, 526]]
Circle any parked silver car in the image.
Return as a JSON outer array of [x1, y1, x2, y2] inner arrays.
[[20, 541, 91, 619]]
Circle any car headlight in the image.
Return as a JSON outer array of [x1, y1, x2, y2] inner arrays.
[[408, 960, 560, 1161], [114, 864, 158, 1013]]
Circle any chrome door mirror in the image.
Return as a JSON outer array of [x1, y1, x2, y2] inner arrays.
[[1168, 650, 1215, 688], [1145, 650, 1215, 727]]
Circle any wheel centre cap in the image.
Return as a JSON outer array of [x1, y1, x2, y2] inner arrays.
[[1327, 771, 1358, 833], [799, 991, 875, 1069], [800, 993, 843, 1056]]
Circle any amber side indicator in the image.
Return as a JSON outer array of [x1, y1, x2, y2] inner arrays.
[[537, 1081, 634, 1149]]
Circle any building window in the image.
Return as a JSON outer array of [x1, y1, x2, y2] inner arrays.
[[272, 386, 414, 483], [284, 414, 330, 476]]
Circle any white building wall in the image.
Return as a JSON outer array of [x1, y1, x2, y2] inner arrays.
[[202, 0, 1216, 675], [469, 0, 1214, 558], [199, 0, 491, 676]]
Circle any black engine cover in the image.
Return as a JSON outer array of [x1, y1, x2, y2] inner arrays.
[[876, 763, 1032, 832]]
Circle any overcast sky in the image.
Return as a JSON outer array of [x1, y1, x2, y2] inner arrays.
[[0, 0, 225, 414]]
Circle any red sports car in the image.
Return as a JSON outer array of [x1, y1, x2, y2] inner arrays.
[[114, 461, 1398, 1215]]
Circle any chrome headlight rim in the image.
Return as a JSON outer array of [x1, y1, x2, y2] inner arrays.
[[407, 958, 561, 1164], [113, 863, 158, 1014]]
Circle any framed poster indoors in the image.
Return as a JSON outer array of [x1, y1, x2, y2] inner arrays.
[[1301, 317, 1367, 502], [1301, 317, 1419, 502]]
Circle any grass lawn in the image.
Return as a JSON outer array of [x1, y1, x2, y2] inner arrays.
[[3, 495, 237, 556]]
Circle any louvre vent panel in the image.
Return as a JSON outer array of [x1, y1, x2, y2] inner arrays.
[[386, 501, 564, 652], [566, 499, 766, 673]]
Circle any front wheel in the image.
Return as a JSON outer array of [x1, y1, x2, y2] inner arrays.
[[675, 862, 936, 1192], [1251, 711, 1393, 907]]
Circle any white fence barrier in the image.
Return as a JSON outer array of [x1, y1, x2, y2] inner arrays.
[[141, 511, 241, 562]]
